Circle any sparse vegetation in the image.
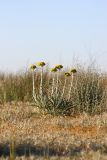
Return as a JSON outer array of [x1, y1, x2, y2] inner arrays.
[[0, 62, 107, 159], [0, 62, 106, 115], [0, 103, 107, 159]]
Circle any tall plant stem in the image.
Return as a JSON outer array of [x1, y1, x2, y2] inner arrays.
[[32, 71, 35, 97], [32, 71, 38, 102], [68, 73, 74, 100], [61, 77, 67, 98], [56, 71, 59, 95], [51, 74, 55, 96], [40, 67, 43, 97]]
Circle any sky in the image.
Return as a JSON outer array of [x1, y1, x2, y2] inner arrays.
[[0, 0, 107, 72]]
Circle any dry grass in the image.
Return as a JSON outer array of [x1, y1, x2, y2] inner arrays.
[[0, 66, 107, 116], [1, 103, 107, 159]]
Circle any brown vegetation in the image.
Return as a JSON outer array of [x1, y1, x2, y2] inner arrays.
[[0, 103, 107, 159], [0, 64, 107, 159]]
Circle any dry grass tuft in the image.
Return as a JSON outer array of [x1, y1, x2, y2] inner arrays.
[[0, 103, 107, 159]]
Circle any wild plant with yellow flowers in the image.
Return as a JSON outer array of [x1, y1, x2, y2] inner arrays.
[[31, 62, 104, 116], [30, 61, 78, 115]]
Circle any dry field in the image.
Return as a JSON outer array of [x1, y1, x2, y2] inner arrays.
[[0, 64, 107, 159], [0, 103, 107, 159]]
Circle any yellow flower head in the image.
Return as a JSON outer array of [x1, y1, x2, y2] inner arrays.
[[37, 61, 46, 67], [30, 64, 36, 71], [51, 67, 58, 73], [70, 68, 77, 73], [55, 64, 63, 70], [65, 72, 71, 77]]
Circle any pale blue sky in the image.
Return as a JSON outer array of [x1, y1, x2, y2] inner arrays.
[[0, 0, 107, 72]]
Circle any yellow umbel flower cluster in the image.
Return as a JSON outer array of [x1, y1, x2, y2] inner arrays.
[[65, 72, 71, 77], [55, 64, 63, 70], [30, 61, 77, 75], [70, 68, 77, 73], [51, 68, 58, 72], [37, 62, 46, 67], [30, 64, 36, 71]]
